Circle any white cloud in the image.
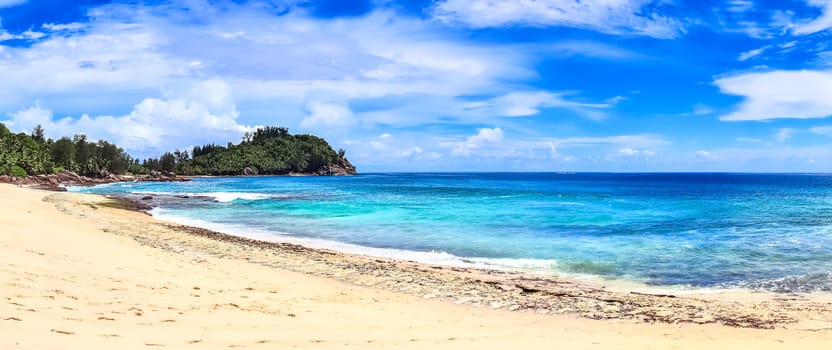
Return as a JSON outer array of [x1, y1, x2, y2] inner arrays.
[[716, 70, 832, 121], [397, 146, 423, 158], [0, 0, 27, 8], [468, 127, 504, 144], [0, 3, 576, 137], [546, 40, 645, 60], [724, 20, 776, 39], [464, 91, 611, 119], [431, 0, 685, 39], [686, 145, 832, 171], [300, 102, 355, 130], [3, 104, 52, 132], [737, 46, 769, 61], [780, 41, 798, 49], [0, 27, 44, 42], [616, 147, 655, 158], [346, 131, 669, 171], [696, 150, 719, 160], [683, 103, 714, 116], [0, 24, 44, 41], [1, 80, 252, 155], [450, 127, 504, 156], [0, 1, 664, 171], [496, 92, 563, 117], [810, 125, 832, 135], [370, 133, 393, 150], [549, 134, 668, 149], [775, 128, 796, 142], [546, 142, 559, 159], [619, 148, 639, 155], [726, 0, 754, 13], [42, 23, 87, 32], [736, 137, 763, 143], [791, 0, 832, 35], [0, 19, 192, 106]]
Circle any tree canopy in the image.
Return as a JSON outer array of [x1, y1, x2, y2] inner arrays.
[[0, 123, 133, 177], [0, 124, 354, 178]]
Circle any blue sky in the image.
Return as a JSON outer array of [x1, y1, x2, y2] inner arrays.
[[3, 0, 832, 172]]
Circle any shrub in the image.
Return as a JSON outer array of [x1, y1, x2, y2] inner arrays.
[[10, 165, 27, 177]]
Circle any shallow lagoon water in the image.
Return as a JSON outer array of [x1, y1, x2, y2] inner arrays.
[[74, 173, 832, 292]]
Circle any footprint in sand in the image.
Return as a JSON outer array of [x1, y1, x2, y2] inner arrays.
[[50, 329, 75, 335]]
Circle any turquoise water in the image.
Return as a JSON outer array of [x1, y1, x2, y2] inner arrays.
[[73, 173, 832, 292]]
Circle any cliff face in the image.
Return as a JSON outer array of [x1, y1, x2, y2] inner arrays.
[[313, 157, 357, 176]]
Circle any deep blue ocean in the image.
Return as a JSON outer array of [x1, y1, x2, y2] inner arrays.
[[72, 173, 832, 292]]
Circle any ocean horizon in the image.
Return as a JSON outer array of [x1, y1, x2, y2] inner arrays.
[[73, 172, 832, 293]]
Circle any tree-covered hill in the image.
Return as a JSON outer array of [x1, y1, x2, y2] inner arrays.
[[0, 124, 355, 178], [149, 126, 356, 176]]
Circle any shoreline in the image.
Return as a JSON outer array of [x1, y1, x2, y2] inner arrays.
[[147, 206, 797, 296], [46, 189, 832, 329], [4, 184, 832, 349], [109, 188, 830, 297]]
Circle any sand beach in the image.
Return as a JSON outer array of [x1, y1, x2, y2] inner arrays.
[[3, 183, 832, 349]]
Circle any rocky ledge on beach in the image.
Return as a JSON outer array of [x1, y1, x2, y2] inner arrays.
[[0, 170, 189, 191]]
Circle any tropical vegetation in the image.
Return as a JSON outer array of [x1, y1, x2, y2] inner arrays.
[[0, 124, 354, 177]]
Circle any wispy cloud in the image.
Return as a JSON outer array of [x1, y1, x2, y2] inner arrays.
[[737, 45, 770, 61], [680, 103, 715, 117], [545, 40, 647, 60], [736, 137, 763, 143], [430, 0, 685, 39], [809, 125, 832, 135], [0, 0, 27, 8], [775, 128, 796, 142], [696, 150, 720, 160], [790, 0, 832, 35], [726, 0, 754, 13], [462, 91, 613, 119]]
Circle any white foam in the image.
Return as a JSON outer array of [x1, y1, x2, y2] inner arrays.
[[193, 192, 273, 202], [131, 191, 277, 202], [150, 209, 559, 271]]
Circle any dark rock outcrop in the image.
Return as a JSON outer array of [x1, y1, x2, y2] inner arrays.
[[315, 157, 357, 176], [139, 171, 188, 182], [0, 170, 189, 191]]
